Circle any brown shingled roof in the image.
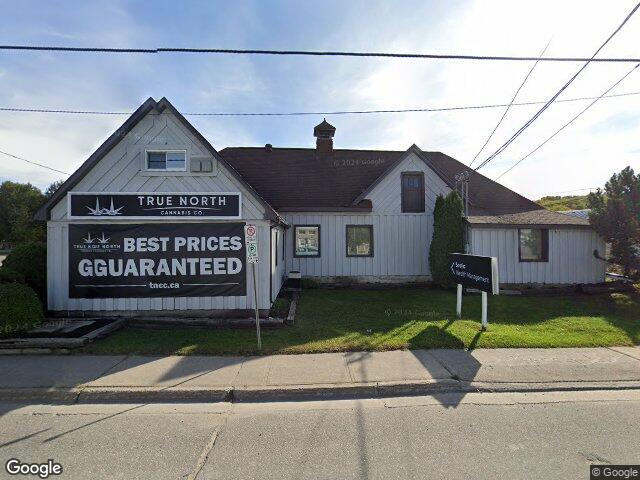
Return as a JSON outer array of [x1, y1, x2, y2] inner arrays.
[[220, 147, 405, 210], [220, 146, 590, 227], [467, 209, 590, 227]]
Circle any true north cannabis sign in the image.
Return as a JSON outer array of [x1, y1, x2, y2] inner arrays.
[[68, 223, 246, 298], [68, 192, 241, 219]]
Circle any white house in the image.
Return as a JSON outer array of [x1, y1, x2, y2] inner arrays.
[[36, 97, 606, 316]]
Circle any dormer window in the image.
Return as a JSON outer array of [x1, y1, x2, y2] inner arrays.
[[146, 150, 186, 171], [401, 172, 425, 212]]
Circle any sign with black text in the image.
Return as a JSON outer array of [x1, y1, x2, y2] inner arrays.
[[68, 192, 241, 219], [449, 253, 499, 294], [68, 223, 246, 298], [244, 224, 259, 264]]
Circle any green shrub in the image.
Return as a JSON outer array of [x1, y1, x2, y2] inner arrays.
[[270, 298, 291, 318], [0, 267, 26, 284], [2, 242, 46, 303], [0, 283, 44, 335], [428, 192, 465, 288]]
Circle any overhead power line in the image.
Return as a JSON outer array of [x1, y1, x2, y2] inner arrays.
[[1, 91, 639, 117], [0, 149, 70, 175], [495, 62, 640, 180], [469, 39, 551, 168], [536, 187, 600, 197], [2, 44, 640, 63], [474, 1, 640, 171]]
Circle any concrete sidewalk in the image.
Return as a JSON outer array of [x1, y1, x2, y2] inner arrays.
[[1, 347, 639, 403]]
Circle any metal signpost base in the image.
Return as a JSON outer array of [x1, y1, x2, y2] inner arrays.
[[245, 224, 261, 351], [252, 263, 261, 351], [455, 284, 488, 330], [481, 291, 488, 330]]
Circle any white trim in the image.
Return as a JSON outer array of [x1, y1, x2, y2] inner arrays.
[[144, 149, 187, 172], [67, 191, 243, 220]]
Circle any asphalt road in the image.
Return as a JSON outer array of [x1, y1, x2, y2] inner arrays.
[[0, 390, 639, 479]]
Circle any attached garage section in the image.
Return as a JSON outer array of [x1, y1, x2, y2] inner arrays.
[[468, 226, 606, 285]]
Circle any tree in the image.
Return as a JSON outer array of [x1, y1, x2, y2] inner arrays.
[[1, 242, 47, 303], [536, 194, 589, 211], [429, 191, 465, 287], [44, 179, 65, 199], [0, 181, 46, 245], [588, 166, 640, 278]]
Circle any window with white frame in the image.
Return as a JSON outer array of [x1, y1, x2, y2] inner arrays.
[[146, 150, 187, 171], [518, 228, 549, 262]]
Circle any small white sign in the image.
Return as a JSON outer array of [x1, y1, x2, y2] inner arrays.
[[244, 224, 258, 264]]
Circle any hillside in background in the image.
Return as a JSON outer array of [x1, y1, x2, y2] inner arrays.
[[536, 194, 589, 211]]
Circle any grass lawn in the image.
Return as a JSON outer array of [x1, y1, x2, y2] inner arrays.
[[83, 287, 640, 355]]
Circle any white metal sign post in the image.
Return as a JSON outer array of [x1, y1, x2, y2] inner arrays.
[[244, 224, 261, 350], [449, 253, 499, 331]]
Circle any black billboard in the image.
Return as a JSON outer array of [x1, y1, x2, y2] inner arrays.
[[68, 223, 246, 298], [68, 192, 241, 219], [449, 253, 499, 294]]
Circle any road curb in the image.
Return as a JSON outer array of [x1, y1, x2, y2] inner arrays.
[[2, 379, 640, 404], [77, 386, 233, 403]]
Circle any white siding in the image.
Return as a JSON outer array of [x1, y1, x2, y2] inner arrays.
[[271, 226, 286, 301], [367, 151, 451, 213], [468, 227, 606, 285], [282, 152, 451, 280], [49, 110, 265, 221], [284, 213, 433, 279], [46, 109, 273, 312]]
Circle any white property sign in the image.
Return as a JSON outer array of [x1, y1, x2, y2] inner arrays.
[[244, 224, 259, 264]]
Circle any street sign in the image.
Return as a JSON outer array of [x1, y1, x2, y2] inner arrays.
[[449, 253, 499, 330], [244, 225, 259, 264], [244, 224, 261, 350], [449, 253, 499, 295]]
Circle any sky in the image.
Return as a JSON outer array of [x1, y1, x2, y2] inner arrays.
[[0, 0, 639, 200]]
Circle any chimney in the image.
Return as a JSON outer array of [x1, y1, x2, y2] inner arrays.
[[313, 118, 336, 153]]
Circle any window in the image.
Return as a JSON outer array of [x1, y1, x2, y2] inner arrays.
[[293, 225, 320, 257], [346, 225, 373, 257], [519, 228, 549, 262], [146, 150, 186, 171], [401, 172, 425, 213]]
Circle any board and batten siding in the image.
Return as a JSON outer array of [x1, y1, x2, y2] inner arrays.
[[270, 226, 286, 301], [49, 110, 265, 221], [367, 151, 451, 215], [284, 213, 433, 279], [468, 227, 606, 284], [46, 109, 277, 312], [283, 151, 452, 280]]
